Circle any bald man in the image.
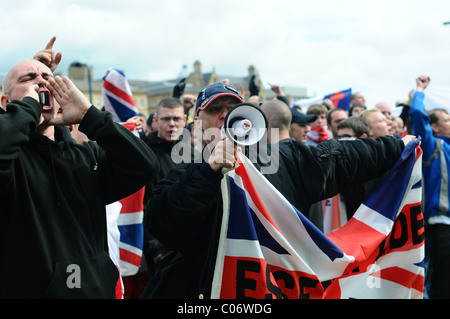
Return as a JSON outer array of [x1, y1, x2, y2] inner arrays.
[[0, 59, 158, 298], [260, 99, 292, 142]]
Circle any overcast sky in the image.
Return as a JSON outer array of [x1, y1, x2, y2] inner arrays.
[[1, 0, 450, 109]]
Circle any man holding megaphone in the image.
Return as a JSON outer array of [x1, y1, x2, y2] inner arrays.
[[193, 82, 245, 172], [143, 81, 413, 299]]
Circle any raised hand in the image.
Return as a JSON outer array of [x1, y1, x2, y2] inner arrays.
[[47, 76, 91, 126], [22, 84, 44, 125], [33, 36, 62, 72], [208, 139, 239, 172], [416, 75, 430, 92]]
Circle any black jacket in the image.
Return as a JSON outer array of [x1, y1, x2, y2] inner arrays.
[[143, 131, 185, 203], [145, 136, 405, 298], [0, 97, 158, 298], [261, 138, 396, 218], [142, 132, 197, 271]]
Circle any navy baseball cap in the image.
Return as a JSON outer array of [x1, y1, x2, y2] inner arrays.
[[146, 112, 156, 125], [195, 82, 243, 116], [291, 107, 317, 124]]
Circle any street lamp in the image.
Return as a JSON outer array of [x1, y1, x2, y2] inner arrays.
[[70, 62, 92, 104]]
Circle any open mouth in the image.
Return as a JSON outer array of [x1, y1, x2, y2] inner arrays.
[[38, 87, 53, 111], [168, 129, 178, 139]]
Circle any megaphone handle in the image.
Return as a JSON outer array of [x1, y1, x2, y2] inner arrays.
[[221, 162, 239, 174], [220, 143, 241, 175]]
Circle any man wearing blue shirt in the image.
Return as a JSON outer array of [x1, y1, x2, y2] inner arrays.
[[409, 75, 450, 298]]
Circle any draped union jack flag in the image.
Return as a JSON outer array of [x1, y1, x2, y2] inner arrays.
[[212, 139, 424, 299]]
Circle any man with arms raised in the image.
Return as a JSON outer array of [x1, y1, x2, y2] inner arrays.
[[0, 57, 158, 298]]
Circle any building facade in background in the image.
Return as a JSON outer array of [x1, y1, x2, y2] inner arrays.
[[0, 60, 307, 119]]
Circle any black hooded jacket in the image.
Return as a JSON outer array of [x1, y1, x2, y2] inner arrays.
[[0, 97, 158, 298]]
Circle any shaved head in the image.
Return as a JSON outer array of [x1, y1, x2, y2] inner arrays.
[[1, 59, 53, 107], [260, 100, 292, 131]]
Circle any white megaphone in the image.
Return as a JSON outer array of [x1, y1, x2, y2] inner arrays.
[[223, 103, 268, 147]]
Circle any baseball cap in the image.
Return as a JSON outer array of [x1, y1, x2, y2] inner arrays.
[[291, 107, 317, 124], [195, 82, 243, 116], [146, 112, 156, 126]]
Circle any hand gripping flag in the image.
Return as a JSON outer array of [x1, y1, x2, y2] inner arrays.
[[102, 68, 139, 122], [212, 139, 424, 299]]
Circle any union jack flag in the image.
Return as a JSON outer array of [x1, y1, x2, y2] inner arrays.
[[116, 122, 145, 277], [212, 139, 424, 299], [102, 68, 139, 123], [106, 122, 145, 298], [117, 187, 145, 276]]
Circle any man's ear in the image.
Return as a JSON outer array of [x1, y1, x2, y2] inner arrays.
[[1, 94, 10, 108], [360, 133, 368, 138], [431, 122, 439, 135]]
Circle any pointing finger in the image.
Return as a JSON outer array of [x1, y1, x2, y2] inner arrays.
[[45, 36, 56, 50]]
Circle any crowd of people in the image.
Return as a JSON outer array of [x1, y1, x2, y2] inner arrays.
[[1, 37, 449, 300]]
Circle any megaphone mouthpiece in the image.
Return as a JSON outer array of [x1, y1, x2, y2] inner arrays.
[[229, 117, 252, 137], [224, 103, 268, 146]]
